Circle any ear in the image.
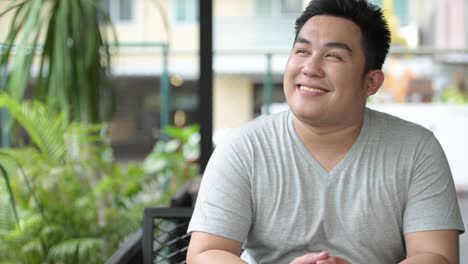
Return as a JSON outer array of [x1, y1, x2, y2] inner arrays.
[[365, 70, 384, 96]]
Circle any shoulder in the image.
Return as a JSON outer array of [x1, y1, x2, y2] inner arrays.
[[366, 108, 449, 174], [366, 107, 434, 142], [208, 111, 291, 168], [218, 110, 290, 147]]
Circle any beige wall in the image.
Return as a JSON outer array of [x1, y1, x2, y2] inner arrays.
[[110, 0, 198, 74], [0, 2, 12, 41], [103, 0, 169, 43], [214, 0, 307, 17], [214, 75, 253, 129], [215, 0, 253, 17]]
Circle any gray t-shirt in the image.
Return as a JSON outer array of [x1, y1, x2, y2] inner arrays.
[[188, 108, 465, 264]]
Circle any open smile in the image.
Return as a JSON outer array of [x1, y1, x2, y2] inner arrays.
[[297, 85, 329, 94]]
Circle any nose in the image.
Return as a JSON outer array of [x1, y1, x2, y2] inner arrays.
[[301, 55, 325, 78]]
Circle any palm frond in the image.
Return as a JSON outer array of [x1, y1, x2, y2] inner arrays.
[[0, 192, 17, 231], [0, 92, 67, 161], [0, 162, 19, 226], [0, 1, 28, 69], [4, 0, 44, 101], [48, 237, 102, 263], [20, 239, 43, 261], [0, 149, 49, 225], [1, 0, 116, 123], [150, 0, 172, 42], [0, 0, 28, 18]]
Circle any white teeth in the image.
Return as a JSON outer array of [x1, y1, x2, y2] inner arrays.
[[299, 85, 326, 93]]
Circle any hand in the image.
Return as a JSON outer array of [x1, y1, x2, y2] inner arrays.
[[290, 252, 350, 264], [315, 255, 350, 264], [290, 252, 328, 264]]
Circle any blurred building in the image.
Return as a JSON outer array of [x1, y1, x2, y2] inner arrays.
[[0, 0, 304, 158], [435, 0, 467, 50], [102, 0, 305, 156], [433, 0, 468, 98], [0, 0, 467, 158]]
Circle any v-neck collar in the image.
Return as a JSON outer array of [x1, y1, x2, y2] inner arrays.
[[287, 109, 371, 181]]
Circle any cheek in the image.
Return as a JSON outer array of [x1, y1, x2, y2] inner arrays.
[[284, 61, 300, 86], [284, 63, 295, 79], [328, 67, 361, 91]]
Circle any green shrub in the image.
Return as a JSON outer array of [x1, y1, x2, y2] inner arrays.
[[0, 93, 199, 263]]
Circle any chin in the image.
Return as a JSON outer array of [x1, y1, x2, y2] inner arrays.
[[290, 106, 324, 123]]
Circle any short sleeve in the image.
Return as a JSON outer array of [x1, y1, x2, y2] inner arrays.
[[403, 133, 465, 234], [187, 134, 253, 242]]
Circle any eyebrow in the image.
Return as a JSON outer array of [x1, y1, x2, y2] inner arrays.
[[325, 42, 353, 53], [295, 36, 353, 53], [295, 36, 311, 45]]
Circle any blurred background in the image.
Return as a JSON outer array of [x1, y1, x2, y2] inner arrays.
[[2, 0, 466, 181], [0, 0, 467, 263]]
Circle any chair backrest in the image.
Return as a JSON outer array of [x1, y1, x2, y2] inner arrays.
[[142, 207, 193, 264]]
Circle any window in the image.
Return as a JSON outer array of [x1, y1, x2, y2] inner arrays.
[[281, 0, 302, 14], [394, 0, 408, 25], [100, 0, 134, 23], [256, 0, 273, 16], [174, 0, 199, 23], [255, 0, 302, 17]]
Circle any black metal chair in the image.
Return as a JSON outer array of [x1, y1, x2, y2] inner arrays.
[[142, 207, 194, 264]]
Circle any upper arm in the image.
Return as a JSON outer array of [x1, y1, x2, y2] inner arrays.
[[403, 134, 464, 235], [404, 230, 459, 264], [187, 231, 243, 262], [187, 137, 254, 242]]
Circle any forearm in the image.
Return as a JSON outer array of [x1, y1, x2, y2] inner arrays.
[[400, 253, 452, 264], [188, 250, 247, 264]]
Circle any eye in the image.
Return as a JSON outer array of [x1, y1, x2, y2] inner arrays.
[[295, 49, 309, 55], [326, 53, 343, 61]]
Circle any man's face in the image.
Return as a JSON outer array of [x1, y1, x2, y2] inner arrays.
[[284, 15, 379, 128]]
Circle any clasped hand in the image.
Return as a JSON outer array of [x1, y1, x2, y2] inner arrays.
[[290, 251, 350, 264]]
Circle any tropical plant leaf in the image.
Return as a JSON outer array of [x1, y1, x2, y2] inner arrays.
[[1, 0, 116, 123], [0, 1, 28, 69], [48, 237, 102, 262], [0, 92, 67, 161], [0, 192, 16, 231], [5, 0, 43, 101], [20, 239, 43, 260], [0, 0, 28, 18], [0, 161, 19, 226]]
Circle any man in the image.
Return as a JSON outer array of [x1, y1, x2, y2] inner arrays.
[[187, 0, 465, 263]]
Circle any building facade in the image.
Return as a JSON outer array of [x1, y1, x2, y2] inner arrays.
[[0, 0, 467, 158]]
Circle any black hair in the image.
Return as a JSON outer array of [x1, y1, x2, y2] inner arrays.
[[295, 0, 391, 72]]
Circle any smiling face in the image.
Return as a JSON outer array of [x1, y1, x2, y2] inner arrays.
[[284, 15, 383, 128]]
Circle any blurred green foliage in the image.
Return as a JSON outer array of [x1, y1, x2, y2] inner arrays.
[[0, 93, 199, 263], [0, 0, 115, 123], [439, 86, 468, 104]]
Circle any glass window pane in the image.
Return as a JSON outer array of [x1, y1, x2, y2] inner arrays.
[[188, 0, 199, 22], [395, 0, 408, 25], [175, 0, 198, 23], [119, 0, 133, 21], [281, 0, 301, 14], [256, 0, 272, 16], [176, 0, 187, 22]]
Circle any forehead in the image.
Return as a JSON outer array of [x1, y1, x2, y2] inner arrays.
[[297, 15, 363, 48]]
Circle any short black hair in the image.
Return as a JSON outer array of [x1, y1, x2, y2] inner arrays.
[[295, 0, 391, 72]]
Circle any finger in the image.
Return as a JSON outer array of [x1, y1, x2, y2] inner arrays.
[[316, 260, 329, 264], [291, 251, 329, 264], [326, 256, 350, 264]]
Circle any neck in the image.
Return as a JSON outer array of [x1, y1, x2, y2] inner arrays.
[[293, 114, 365, 156]]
